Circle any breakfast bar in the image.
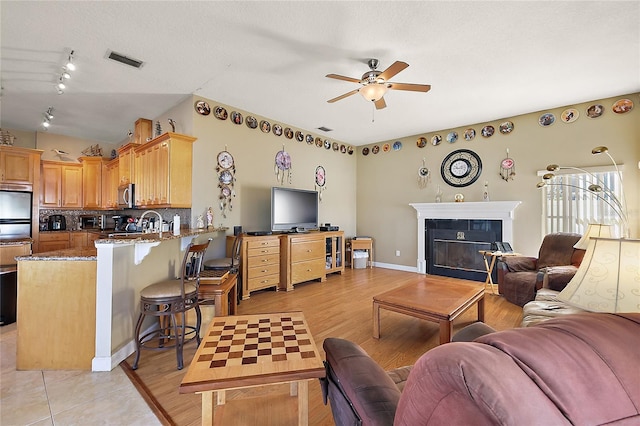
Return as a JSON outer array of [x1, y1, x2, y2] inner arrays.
[[15, 227, 226, 371]]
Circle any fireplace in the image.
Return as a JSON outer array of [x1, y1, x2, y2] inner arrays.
[[410, 202, 521, 279]]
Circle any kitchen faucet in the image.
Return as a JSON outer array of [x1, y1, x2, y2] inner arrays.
[[136, 210, 163, 238]]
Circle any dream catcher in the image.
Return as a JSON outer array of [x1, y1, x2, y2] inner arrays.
[[315, 165, 326, 201], [216, 148, 236, 218], [417, 158, 431, 189], [500, 149, 516, 182], [274, 145, 292, 184]]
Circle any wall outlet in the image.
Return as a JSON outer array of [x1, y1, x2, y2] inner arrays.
[[395, 250, 400, 257]]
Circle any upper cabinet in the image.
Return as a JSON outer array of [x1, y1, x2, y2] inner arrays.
[[0, 146, 43, 189], [40, 161, 83, 208], [79, 157, 105, 209], [134, 118, 152, 145], [134, 132, 196, 208], [102, 158, 119, 209]]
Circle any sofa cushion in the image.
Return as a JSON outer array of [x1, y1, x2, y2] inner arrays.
[[536, 232, 581, 269]]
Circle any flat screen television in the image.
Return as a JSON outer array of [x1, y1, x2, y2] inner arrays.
[[271, 187, 319, 232]]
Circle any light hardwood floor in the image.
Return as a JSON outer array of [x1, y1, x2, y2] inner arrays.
[[124, 267, 523, 426]]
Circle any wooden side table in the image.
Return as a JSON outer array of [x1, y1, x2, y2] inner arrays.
[[350, 238, 373, 268], [198, 273, 237, 316], [478, 251, 520, 294]]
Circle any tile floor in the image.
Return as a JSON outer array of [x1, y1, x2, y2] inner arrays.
[[0, 322, 160, 426]]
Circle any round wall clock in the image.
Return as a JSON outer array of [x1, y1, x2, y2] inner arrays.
[[440, 149, 483, 187]]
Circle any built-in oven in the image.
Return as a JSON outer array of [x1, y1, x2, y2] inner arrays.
[[0, 190, 32, 240], [117, 183, 135, 209]]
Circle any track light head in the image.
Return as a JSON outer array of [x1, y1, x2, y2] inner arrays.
[[62, 68, 71, 79], [66, 50, 76, 71], [57, 77, 66, 90]]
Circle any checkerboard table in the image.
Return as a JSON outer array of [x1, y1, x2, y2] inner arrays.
[[179, 311, 324, 425]]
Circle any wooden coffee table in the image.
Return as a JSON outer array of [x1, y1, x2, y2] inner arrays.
[[373, 276, 485, 345], [179, 311, 324, 425]]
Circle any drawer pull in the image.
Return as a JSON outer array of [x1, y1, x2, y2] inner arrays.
[[261, 269, 268, 273], [307, 249, 312, 252], [261, 250, 268, 253], [262, 259, 268, 262]]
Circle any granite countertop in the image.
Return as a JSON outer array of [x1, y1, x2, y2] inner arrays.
[[17, 227, 227, 261], [0, 237, 33, 246]]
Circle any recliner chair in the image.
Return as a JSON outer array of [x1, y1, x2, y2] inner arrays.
[[497, 232, 584, 306]]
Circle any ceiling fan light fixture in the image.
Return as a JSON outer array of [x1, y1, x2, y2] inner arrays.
[[359, 83, 388, 102]]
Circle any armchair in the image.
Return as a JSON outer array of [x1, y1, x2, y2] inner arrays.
[[497, 232, 584, 306]]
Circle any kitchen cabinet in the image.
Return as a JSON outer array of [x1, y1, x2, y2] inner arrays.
[[0, 243, 31, 267], [69, 231, 88, 248], [324, 231, 345, 275], [117, 143, 135, 186], [40, 161, 83, 208], [38, 232, 70, 252], [134, 132, 196, 208], [134, 118, 152, 145], [242, 235, 280, 299], [0, 146, 42, 188], [80, 157, 106, 209], [102, 159, 119, 209], [280, 233, 326, 292]]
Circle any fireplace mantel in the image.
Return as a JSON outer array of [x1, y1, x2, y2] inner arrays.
[[410, 201, 522, 274]]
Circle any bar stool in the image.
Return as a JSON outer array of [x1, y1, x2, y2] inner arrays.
[[132, 238, 211, 370]]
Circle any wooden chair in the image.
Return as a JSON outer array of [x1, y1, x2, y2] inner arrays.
[[203, 234, 243, 301], [132, 238, 211, 370]]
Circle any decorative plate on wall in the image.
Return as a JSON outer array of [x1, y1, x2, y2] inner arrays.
[[272, 124, 283, 136], [324, 139, 331, 149], [306, 134, 314, 144], [194, 100, 210, 116], [332, 142, 339, 151], [561, 108, 579, 123], [340, 144, 347, 153], [499, 121, 514, 134], [393, 141, 402, 151], [417, 137, 427, 148], [464, 128, 476, 141], [431, 135, 442, 145], [481, 125, 495, 137], [214, 106, 228, 120], [315, 137, 323, 147], [347, 146, 354, 155], [362, 147, 369, 156], [538, 113, 555, 126], [612, 99, 634, 114], [446, 132, 458, 143], [231, 111, 243, 125], [284, 128, 293, 139], [295, 131, 304, 142], [246, 116, 258, 129], [586, 104, 604, 118], [260, 120, 271, 133], [372, 145, 380, 154], [382, 143, 391, 152]]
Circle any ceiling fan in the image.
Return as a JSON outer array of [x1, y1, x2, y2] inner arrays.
[[326, 59, 431, 110]]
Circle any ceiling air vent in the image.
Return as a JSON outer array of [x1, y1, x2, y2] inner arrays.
[[317, 126, 333, 132], [106, 50, 144, 69]]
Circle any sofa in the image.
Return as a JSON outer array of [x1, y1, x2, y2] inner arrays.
[[322, 313, 640, 425], [497, 232, 584, 306]]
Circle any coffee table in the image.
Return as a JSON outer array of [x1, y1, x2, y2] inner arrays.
[[373, 276, 485, 345], [179, 311, 324, 425]]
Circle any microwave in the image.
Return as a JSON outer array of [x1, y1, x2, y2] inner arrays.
[[79, 214, 105, 230], [117, 183, 135, 209]]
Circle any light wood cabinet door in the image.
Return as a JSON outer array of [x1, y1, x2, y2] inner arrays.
[[80, 157, 103, 209], [0, 148, 35, 185], [134, 118, 152, 145], [117, 145, 134, 186], [38, 232, 70, 252], [61, 164, 82, 208], [102, 159, 119, 208], [69, 232, 88, 248], [41, 162, 63, 207]]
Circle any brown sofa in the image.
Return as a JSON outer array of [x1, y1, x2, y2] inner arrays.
[[322, 313, 640, 425], [497, 232, 584, 306]]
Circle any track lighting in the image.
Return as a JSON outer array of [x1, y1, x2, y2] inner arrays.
[[57, 77, 66, 90], [62, 68, 71, 79], [45, 107, 54, 120], [65, 50, 76, 71]]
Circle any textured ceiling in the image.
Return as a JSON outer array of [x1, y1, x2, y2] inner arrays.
[[1, 1, 639, 146]]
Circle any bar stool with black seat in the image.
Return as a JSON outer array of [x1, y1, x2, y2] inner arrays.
[[132, 238, 211, 370]]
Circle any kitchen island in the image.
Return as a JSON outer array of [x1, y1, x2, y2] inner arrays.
[[16, 228, 226, 371]]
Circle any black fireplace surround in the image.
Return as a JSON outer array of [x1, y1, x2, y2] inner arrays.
[[426, 219, 502, 282]]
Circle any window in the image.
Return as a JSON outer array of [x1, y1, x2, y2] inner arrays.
[[538, 166, 625, 237]]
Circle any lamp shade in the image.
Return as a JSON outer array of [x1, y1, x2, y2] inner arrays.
[[574, 223, 613, 250], [359, 83, 387, 102], [557, 237, 640, 313]]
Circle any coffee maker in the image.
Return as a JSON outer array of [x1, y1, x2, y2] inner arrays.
[[48, 215, 66, 231]]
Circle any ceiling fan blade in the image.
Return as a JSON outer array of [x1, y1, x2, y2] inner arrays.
[[388, 82, 431, 92], [378, 61, 409, 82], [374, 97, 387, 110], [326, 73, 361, 83], [327, 89, 360, 103]]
